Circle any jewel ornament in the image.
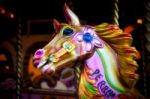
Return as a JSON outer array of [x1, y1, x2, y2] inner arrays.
[[49, 54, 59, 63], [33, 49, 45, 59], [48, 41, 75, 63], [83, 33, 93, 43], [63, 41, 75, 52]]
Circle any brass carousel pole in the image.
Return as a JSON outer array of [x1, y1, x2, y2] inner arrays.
[[112, 0, 119, 26], [16, 17, 23, 99], [144, 0, 150, 97]]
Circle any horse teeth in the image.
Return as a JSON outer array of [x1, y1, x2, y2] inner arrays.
[[42, 64, 51, 73], [33, 59, 40, 67], [37, 59, 47, 68]]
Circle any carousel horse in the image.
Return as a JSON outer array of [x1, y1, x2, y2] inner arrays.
[[33, 4, 140, 99]]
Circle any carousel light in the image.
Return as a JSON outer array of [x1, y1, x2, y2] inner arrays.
[[0, 7, 15, 19], [137, 19, 143, 24], [10, 13, 14, 18], [0, 8, 5, 14], [5, 65, 10, 70]]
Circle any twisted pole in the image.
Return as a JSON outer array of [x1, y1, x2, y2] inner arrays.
[[145, 0, 150, 52], [16, 18, 23, 99], [112, 0, 119, 26], [141, 32, 147, 97], [143, 0, 150, 97], [74, 64, 81, 99]]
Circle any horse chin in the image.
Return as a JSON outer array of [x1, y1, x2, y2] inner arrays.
[[40, 63, 55, 75], [40, 57, 77, 75]]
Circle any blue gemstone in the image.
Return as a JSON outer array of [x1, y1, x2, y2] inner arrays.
[[83, 32, 93, 42]]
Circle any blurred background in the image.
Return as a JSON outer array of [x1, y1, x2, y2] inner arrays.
[[0, 0, 150, 99]]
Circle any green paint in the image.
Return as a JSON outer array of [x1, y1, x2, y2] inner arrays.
[[85, 81, 97, 94], [81, 95, 87, 99], [96, 48, 127, 93]]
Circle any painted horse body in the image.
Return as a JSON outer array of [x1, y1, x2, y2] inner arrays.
[[33, 4, 139, 99]]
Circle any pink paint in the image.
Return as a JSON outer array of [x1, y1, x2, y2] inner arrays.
[[85, 51, 120, 98]]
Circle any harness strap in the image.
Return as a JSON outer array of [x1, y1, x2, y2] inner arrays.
[[49, 41, 75, 63]]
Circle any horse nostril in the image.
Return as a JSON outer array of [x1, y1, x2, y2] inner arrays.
[[33, 63, 38, 67], [33, 60, 40, 67], [33, 49, 45, 59]]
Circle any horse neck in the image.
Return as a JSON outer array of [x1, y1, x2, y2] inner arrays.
[[81, 44, 128, 97]]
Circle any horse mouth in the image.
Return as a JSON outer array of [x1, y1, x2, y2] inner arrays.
[[33, 41, 77, 74], [33, 55, 55, 74], [33, 52, 76, 74]]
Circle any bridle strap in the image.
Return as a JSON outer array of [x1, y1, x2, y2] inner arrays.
[[49, 41, 76, 63]]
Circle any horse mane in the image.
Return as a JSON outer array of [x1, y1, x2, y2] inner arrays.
[[78, 23, 140, 98], [95, 23, 139, 87]]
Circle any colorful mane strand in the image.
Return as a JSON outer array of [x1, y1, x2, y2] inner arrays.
[[78, 65, 99, 99], [95, 23, 139, 88]]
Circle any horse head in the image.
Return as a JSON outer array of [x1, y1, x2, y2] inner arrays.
[[33, 4, 103, 74], [32, 4, 140, 98]]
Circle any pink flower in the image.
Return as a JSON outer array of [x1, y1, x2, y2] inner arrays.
[[75, 27, 104, 52]]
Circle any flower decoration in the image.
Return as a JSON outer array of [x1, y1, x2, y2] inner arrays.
[[75, 26, 104, 52]]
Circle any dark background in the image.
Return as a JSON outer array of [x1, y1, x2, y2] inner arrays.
[[0, 0, 145, 42], [1, 0, 149, 98]]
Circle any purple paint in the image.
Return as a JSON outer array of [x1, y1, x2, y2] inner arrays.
[[34, 49, 44, 59]]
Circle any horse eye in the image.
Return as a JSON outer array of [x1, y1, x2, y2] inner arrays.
[[63, 28, 74, 36]]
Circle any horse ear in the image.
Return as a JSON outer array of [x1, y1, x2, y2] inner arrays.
[[53, 19, 60, 31], [64, 3, 80, 26]]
